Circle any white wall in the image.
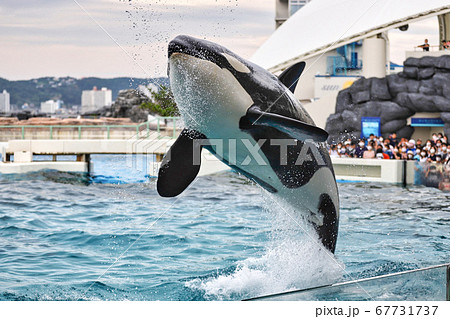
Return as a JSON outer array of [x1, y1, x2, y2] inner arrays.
[[314, 76, 360, 99], [302, 92, 338, 129]]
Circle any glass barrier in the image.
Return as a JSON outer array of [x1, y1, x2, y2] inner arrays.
[[246, 264, 450, 301], [413, 162, 450, 191]]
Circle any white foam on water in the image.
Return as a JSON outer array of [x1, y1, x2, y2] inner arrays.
[[186, 194, 344, 300]]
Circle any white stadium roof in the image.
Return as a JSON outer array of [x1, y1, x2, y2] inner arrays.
[[251, 0, 450, 72]]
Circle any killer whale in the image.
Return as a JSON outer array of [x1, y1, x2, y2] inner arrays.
[[157, 35, 339, 253]]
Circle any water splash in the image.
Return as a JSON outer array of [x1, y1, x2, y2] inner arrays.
[[185, 193, 344, 300]]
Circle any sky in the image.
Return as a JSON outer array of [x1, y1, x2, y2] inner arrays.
[[0, 0, 441, 81]]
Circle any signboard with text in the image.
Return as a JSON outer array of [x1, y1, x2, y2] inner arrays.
[[410, 118, 444, 127], [361, 117, 381, 138]]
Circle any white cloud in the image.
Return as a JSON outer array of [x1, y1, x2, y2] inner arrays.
[[0, 0, 274, 80], [0, 0, 440, 81]]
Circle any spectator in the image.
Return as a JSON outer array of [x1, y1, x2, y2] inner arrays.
[[375, 145, 389, 159], [424, 140, 433, 151], [439, 177, 450, 192], [413, 148, 421, 161], [436, 139, 443, 152], [432, 133, 439, 143], [428, 146, 437, 162], [392, 147, 401, 159], [416, 139, 423, 148], [407, 139, 416, 154], [329, 144, 339, 157], [325, 134, 449, 191], [381, 139, 392, 157], [445, 153, 450, 169], [413, 161, 426, 185], [418, 39, 430, 51], [438, 143, 447, 158], [442, 40, 449, 50], [406, 150, 415, 161], [355, 140, 367, 158], [419, 150, 428, 162], [389, 133, 398, 147], [346, 141, 356, 158], [425, 162, 442, 188], [363, 141, 376, 158], [368, 134, 377, 144], [400, 145, 408, 159]]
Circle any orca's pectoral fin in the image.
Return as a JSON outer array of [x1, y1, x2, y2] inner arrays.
[[240, 106, 328, 142], [278, 61, 306, 93], [157, 128, 207, 197]]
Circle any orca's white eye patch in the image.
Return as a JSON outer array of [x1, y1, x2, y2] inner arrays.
[[221, 53, 250, 73]]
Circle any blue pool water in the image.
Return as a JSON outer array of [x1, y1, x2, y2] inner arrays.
[[0, 155, 449, 300]]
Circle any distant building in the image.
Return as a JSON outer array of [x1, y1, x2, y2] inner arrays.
[[0, 90, 11, 113], [40, 100, 62, 114], [81, 87, 112, 113], [276, 0, 312, 28]]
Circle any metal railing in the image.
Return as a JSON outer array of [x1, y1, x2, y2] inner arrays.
[[245, 263, 450, 301], [412, 45, 442, 52], [0, 116, 181, 141]]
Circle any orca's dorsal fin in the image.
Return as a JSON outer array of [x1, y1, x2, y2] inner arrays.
[[157, 128, 207, 197], [278, 61, 306, 93], [240, 106, 328, 142]]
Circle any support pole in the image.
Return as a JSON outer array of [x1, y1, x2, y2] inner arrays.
[[85, 154, 91, 176], [362, 34, 387, 78], [438, 13, 450, 50], [446, 265, 450, 301], [380, 32, 390, 75], [402, 160, 407, 188]]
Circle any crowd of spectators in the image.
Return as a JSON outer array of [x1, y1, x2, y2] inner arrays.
[[328, 132, 450, 191]]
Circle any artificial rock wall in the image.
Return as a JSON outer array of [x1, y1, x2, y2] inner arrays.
[[84, 89, 151, 122], [325, 55, 450, 143]]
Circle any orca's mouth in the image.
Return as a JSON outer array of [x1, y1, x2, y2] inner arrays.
[[168, 35, 226, 66]]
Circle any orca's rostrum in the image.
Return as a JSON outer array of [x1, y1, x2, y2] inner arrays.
[[157, 35, 339, 253]]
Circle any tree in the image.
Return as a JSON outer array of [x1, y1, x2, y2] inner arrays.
[[141, 85, 179, 117]]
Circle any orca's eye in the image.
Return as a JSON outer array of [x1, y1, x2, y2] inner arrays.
[[221, 53, 250, 73]]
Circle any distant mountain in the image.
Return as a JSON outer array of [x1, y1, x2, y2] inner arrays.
[[0, 76, 169, 107]]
